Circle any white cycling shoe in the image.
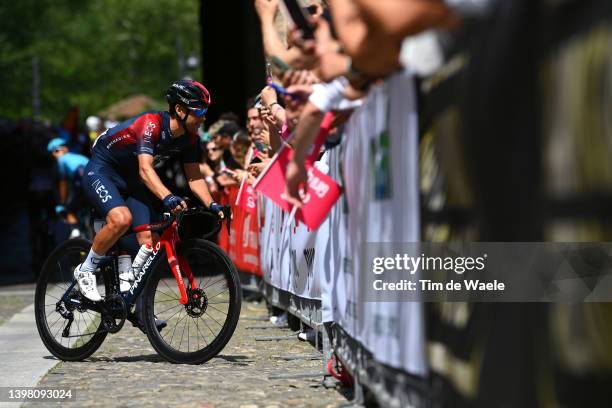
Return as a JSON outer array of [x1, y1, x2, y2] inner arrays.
[[73, 264, 102, 302]]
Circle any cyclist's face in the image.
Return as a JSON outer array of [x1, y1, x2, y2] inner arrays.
[[177, 105, 205, 134]]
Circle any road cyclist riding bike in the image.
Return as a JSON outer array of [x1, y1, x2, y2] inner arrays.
[[34, 79, 242, 364]]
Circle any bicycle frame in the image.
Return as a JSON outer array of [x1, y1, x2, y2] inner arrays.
[[128, 219, 196, 305], [61, 217, 198, 311]]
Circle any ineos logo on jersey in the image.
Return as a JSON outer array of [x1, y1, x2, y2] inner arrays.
[[144, 121, 156, 144], [91, 179, 113, 203]]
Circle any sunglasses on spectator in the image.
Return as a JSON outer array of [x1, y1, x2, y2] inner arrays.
[[207, 147, 220, 152], [190, 107, 208, 117]]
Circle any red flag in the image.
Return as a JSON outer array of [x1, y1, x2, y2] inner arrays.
[[235, 177, 257, 215], [305, 112, 335, 162], [254, 145, 342, 230]]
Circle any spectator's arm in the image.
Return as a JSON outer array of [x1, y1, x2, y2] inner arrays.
[[292, 102, 325, 163], [354, 0, 459, 40]]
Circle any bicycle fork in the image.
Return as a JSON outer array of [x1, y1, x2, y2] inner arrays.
[[164, 240, 197, 305]]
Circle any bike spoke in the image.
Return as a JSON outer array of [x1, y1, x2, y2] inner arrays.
[[154, 298, 180, 303], [200, 276, 225, 291], [179, 314, 188, 351], [203, 311, 224, 328], [195, 318, 209, 346], [155, 288, 177, 300], [199, 314, 217, 338], [156, 303, 182, 316], [205, 288, 229, 301], [207, 304, 229, 316], [168, 309, 185, 347]]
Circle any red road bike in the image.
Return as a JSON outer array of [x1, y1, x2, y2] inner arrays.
[[35, 206, 241, 364]]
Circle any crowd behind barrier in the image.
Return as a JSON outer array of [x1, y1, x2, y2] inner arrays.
[[215, 1, 612, 406]]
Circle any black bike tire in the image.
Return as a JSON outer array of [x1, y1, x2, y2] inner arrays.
[[142, 239, 242, 364], [34, 238, 109, 361]]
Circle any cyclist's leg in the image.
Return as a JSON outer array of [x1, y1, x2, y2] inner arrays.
[[76, 164, 132, 301], [123, 184, 166, 331]]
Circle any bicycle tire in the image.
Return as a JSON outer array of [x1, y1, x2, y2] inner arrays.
[[142, 239, 242, 364], [34, 238, 110, 361]]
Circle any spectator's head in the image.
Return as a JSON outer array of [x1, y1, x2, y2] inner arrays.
[[246, 106, 263, 138], [207, 119, 229, 139], [218, 111, 240, 125], [215, 122, 241, 150], [206, 141, 223, 163], [47, 137, 68, 159], [231, 129, 252, 167], [165, 79, 211, 134]]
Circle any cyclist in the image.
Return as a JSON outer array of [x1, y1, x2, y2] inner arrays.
[[47, 138, 89, 238], [75, 79, 224, 305]]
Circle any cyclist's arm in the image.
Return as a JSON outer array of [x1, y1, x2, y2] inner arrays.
[[138, 154, 172, 200], [184, 162, 215, 207]]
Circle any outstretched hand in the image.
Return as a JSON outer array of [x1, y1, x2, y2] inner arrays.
[[284, 159, 308, 208]]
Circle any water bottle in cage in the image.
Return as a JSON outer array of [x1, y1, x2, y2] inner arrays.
[[117, 252, 133, 292], [131, 243, 154, 276]]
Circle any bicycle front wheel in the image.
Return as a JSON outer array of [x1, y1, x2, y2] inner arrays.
[[142, 239, 242, 364]]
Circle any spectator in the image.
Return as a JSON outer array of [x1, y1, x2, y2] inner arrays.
[[215, 121, 243, 170], [47, 137, 89, 238], [200, 141, 223, 198]]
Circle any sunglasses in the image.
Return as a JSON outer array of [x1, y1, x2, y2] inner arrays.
[[190, 107, 208, 117], [207, 147, 220, 152]]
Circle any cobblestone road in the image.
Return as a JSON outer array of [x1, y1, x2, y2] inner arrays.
[[27, 300, 350, 408]]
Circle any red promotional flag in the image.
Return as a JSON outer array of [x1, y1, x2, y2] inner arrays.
[[235, 177, 257, 215], [253, 145, 293, 213], [254, 145, 342, 230], [306, 112, 335, 163]]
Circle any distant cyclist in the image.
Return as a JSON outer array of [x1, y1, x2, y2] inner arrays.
[[75, 79, 224, 303], [47, 138, 89, 238]]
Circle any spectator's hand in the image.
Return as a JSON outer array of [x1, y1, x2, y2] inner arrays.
[[261, 86, 278, 108], [282, 69, 319, 88], [260, 105, 277, 126], [284, 159, 308, 208], [248, 160, 269, 177], [254, 0, 279, 23], [286, 84, 314, 100]]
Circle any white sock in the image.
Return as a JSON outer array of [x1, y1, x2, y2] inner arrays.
[[80, 249, 104, 273]]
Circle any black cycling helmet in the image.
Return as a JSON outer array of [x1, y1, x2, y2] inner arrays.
[[165, 79, 211, 111]]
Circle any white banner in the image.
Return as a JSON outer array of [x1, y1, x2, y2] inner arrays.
[[340, 69, 427, 377]]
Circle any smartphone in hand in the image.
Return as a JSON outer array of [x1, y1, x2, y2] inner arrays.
[[282, 0, 315, 39]]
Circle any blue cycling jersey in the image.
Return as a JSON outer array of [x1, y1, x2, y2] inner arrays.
[[57, 152, 89, 182]]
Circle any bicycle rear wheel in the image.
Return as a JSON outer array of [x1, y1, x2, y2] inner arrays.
[[34, 238, 110, 361], [142, 239, 242, 364]]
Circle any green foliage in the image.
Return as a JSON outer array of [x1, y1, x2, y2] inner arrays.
[[0, 0, 200, 122]]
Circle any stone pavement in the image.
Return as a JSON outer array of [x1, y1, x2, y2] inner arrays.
[[24, 300, 351, 408], [0, 285, 62, 408]]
